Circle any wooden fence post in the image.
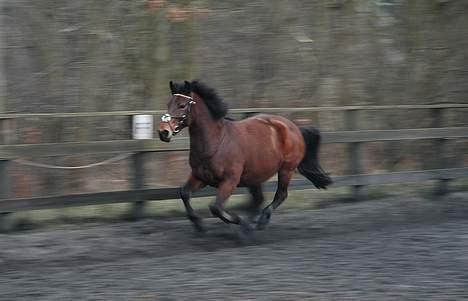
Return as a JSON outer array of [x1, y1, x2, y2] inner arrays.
[[432, 108, 450, 196], [0, 159, 10, 199], [0, 157, 12, 231], [130, 151, 146, 220], [0, 159, 11, 233], [345, 109, 367, 200], [0, 117, 17, 231]]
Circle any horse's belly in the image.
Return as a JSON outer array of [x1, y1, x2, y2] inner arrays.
[[192, 166, 222, 187], [239, 158, 281, 186]]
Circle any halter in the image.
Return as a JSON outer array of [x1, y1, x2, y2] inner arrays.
[[160, 94, 196, 134]]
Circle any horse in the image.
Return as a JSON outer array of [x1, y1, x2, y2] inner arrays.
[[158, 80, 332, 237]]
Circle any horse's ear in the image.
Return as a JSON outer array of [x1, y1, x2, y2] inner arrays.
[[169, 81, 175, 94], [184, 80, 192, 91]]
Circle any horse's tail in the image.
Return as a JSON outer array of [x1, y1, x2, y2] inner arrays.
[[298, 126, 332, 189]]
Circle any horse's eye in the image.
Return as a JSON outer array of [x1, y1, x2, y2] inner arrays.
[[179, 104, 186, 109]]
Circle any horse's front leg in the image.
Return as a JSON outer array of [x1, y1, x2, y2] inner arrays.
[[209, 177, 253, 236], [181, 175, 206, 233]]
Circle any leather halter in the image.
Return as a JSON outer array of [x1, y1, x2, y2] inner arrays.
[[160, 94, 196, 134]]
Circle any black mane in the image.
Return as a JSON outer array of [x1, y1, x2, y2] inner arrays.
[[170, 80, 228, 120], [191, 80, 228, 120]]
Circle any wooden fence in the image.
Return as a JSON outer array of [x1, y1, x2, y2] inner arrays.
[[1, 104, 468, 222]]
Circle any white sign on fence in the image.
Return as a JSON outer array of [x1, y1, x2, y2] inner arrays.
[[132, 115, 153, 140]]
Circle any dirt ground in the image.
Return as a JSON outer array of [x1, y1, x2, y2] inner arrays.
[[1, 192, 468, 301]]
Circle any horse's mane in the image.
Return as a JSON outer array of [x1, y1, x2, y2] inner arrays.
[[190, 80, 228, 120]]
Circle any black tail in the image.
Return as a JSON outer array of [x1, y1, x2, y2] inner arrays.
[[298, 126, 332, 189]]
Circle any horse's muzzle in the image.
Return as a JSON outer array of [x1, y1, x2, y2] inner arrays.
[[158, 130, 172, 142]]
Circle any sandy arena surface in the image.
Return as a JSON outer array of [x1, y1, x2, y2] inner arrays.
[[1, 193, 468, 300]]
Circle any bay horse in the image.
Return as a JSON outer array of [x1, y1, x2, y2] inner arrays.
[[158, 80, 331, 237]]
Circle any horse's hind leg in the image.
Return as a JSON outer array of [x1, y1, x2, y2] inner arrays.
[[247, 185, 265, 223], [181, 175, 206, 233], [257, 168, 294, 230]]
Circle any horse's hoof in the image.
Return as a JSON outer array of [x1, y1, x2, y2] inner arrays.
[[240, 219, 253, 234], [209, 203, 220, 217], [248, 209, 262, 224], [238, 219, 254, 245], [192, 221, 206, 234], [189, 216, 206, 233], [256, 207, 273, 230], [249, 215, 260, 224]]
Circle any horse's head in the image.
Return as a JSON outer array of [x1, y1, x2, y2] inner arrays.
[[158, 80, 196, 142]]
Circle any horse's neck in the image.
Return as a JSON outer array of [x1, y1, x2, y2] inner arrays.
[[188, 107, 225, 159]]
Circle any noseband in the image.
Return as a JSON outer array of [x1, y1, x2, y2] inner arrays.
[[161, 94, 196, 134]]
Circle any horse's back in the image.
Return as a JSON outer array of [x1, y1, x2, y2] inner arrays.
[[236, 114, 304, 151], [230, 114, 305, 185]]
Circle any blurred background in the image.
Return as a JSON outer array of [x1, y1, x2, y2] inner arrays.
[[1, 0, 467, 199], [3, 2, 468, 299]]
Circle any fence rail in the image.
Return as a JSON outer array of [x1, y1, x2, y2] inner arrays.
[[1, 127, 466, 158], [0, 104, 467, 225], [1, 103, 468, 119], [1, 167, 468, 213]]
